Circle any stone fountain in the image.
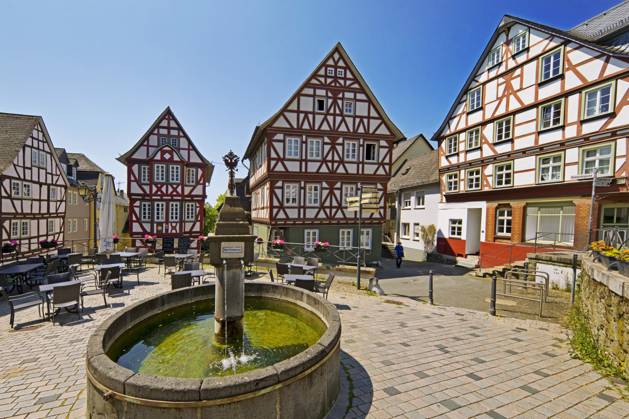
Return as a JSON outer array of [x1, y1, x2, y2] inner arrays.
[[206, 150, 255, 343]]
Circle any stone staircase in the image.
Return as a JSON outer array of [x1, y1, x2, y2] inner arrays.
[[456, 255, 480, 269]]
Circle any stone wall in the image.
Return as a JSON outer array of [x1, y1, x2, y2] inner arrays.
[[579, 256, 629, 377]]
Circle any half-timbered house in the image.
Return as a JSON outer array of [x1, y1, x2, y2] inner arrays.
[[243, 43, 404, 262], [117, 107, 213, 250], [0, 113, 67, 257], [433, 2, 629, 268]]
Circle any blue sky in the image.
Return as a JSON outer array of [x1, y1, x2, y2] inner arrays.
[[1, 0, 618, 202]]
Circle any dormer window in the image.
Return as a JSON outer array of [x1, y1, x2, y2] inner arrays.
[[316, 98, 326, 112], [467, 87, 482, 112], [487, 45, 502, 68], [336, 68, 345, 77], [511, 31, 528, 54], [326, 67, 334, 76]]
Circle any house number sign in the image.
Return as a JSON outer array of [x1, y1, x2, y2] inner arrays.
[[220, 242, 245, 258]]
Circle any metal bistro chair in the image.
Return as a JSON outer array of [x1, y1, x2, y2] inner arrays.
[[292, 256, 306, 265], [177, 237, 191, 254], [313, 273, 335, 300], [67, 253, 82, 273], [290, 266, 305, 275], [8, 292, 45, 328], [108, 254, 123, 264], [50, 282, 81, 324], [276, 263, 289, 283], [163, 255, 178, 277], [46, 272, 72, 285], [153, 250, 165, 272], [80, 268, 120, 308], [171, 272, 192, 290], [162, 237, 175, 254], [95, 253, 109, 265], [99, 266, 124, 289], [81, 248, 97, 268], [294, 278, 314, 292]]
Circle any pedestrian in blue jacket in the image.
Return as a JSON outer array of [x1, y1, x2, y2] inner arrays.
[[394, 241, 404, 268]]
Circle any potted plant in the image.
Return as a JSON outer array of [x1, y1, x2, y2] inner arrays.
[[589, 240, 607, 258], [2, 240, 17, 254], [271, 239, 285, 250], [143, 234, 156, 245], [112, 234, 120, 244], [313, 240, 330, 252], [617, 250, 629, 277], [39, 239, 58, 249], [599, 247, 620, 269]]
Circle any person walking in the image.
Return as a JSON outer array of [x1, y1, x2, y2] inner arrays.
[[394, 241, 404, 268]]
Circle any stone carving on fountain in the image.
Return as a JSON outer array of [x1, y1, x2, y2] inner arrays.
[[207, 151, 256, 343]]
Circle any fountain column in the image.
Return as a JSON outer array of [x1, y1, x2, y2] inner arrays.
[[207, 151, 255, 344]]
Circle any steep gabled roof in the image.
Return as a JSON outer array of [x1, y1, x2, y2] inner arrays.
[[388, 150, 439, 193], [117, 106, 213, 171], [392, 134, 433, 164], [67, 152, 106, 173], [244, 42, 404, 159], [432, 7, 629, 143], [0, 112, 40, 173], [569, 0, 629, 42]]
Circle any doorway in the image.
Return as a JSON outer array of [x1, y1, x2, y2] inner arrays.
[[466, 208, 482, 254]]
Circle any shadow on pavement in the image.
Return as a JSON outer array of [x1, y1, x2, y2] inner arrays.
[[376, 258, 470, 279], [328, 350, 373, 419]]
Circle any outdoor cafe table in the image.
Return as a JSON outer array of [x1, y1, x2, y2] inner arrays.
[[94, 263, 127, 287], [287, 263, 317, 272], [39, 280, 81, 317], [284, 274, 315, 291], [55, 252, 81, 259], [0, 263, 44, 294], [111, 251, 141, 268], [170, 269, 212, 285]]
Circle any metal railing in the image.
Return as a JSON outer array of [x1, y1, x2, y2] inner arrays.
[[257, 240, 371, 266]]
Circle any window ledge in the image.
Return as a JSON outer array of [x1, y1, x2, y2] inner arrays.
[[538, 125, 564, 134], [538, 73, 563, 87], [511, 47, 529, 58], [493, 138, 513, 145], [467, 108, 482, 115], [466, 147, 481, 152], [581, 112, 616, 123], [486, 62, 502, 71]]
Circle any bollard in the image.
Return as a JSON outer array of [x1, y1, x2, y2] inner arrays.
[[490, 273, 497, 316], [428, 270, 434, 305], [571, 253, 577, 305]]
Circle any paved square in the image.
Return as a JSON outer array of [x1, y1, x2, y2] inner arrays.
[[0, 268, 627, 418]]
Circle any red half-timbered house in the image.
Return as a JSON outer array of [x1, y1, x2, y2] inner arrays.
[[243, 43, 404, 262], [118, 107, 213, 250], [0, 113, 67, 257]]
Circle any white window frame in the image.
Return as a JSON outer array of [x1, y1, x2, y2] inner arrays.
[[343, 100, 354, 115], [342, 184, 356, 207], [48, 219, 55, 233], [446, 172, 459, 192], [525, 205, 575, 245], [364, 142, 378, 162], [185, 167, 197, 185], [22, 182, 32, 199], [402, 192, 412, 209], [449, 219, 463, 238], [467, 87, 482, 112], [169, 202, 180, 222], [466, 168, 482, 191], [306, 184, 320, 206], [445, 136, 458, 155], [466, 128, 481, 150], [154, 164, 166, 182], [154, 202, 165, 222], [582, 81, 615, 120], [414, 192, 425, 208], [140, 165, 149, 184], [326, 67, 334, 76], [494, 116, 513, 142], [539, 47, 563, 83], [286, 137, 301, 159], [315, 97, 326, 113], [511, 30, 528, 55], [412, 223, 421, 241], [170, 137, 179, 148], [21, 220, 29, 237], [11, 180, 21, 198], [487, 45, 502, 67], [339, 229, 353, 250], [31, 149, 39, 167], [360, 228, 372, 249], [537, 153, 564, 184], [184, 202, 196, 221], [307, 138, 322, 160], [344, 140, 358, 161], [284, 183, 299, 206], [401, 223, 411, 239], [304, 229, 319, 251], [141, 202, 151, 222], [10, 220, 19, 238], [493, 162, 513, 188], [49, 187, 58, 201], [580, 142, 615, 177], [496, 207, 512, 237], [169, 165, 181, 183], [38, 151, 46, 169], [336, 68, 345, 77], [539, 98, 564, 131]]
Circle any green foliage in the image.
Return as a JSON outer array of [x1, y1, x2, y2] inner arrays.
[[565, 295, 626, 381], [204, 193, 226, 234]]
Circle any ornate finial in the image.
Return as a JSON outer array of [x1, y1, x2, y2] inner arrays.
[[223, 150, 239, 196]]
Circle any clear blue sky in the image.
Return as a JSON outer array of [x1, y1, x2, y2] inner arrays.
[[1, 0, 618, 202]]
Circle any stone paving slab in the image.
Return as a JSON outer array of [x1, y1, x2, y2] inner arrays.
[[0, 267, 626, 418]]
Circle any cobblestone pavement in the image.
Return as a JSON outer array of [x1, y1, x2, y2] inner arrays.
[[0, 268, 627, 418]]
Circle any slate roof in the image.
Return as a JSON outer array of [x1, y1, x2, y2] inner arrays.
[[66, 152, 106, 173], [569, 1, 629, 42], [392, 134, 433, 164], [388, 150, 438, 193], [0, 113, 40, 173]]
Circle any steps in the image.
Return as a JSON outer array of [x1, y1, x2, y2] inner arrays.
[[456, 255, 479, 269]]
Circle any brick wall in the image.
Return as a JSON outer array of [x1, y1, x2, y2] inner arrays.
[[574, 198, 593, 250]]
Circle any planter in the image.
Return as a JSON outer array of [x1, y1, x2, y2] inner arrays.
[[598, 255, 618, 270], [618, 261, 629, 277]]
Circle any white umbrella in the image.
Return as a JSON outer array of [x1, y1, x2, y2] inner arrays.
[[98, 174, 116, 252]]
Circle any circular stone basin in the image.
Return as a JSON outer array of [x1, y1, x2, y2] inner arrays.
[[86, 283, 341, 419], [110, 297, 326, 378]]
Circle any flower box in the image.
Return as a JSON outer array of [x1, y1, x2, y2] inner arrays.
[[313, 240, 330, 252], [1, 240, 17, 254], [271, 239, 285, 250]]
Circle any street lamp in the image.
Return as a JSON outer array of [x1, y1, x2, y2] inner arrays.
[[79, 182, 100, 252], [572, 167, 611, 245]]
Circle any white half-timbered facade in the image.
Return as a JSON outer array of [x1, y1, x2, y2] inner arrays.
[[244, 43, 404, 261], [434, 3, 629, 268], [0, 113, 68, 257], [117, 107, 213, 250]]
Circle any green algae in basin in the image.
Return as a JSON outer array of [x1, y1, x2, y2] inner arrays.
[[108, 297, 326, 378]]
